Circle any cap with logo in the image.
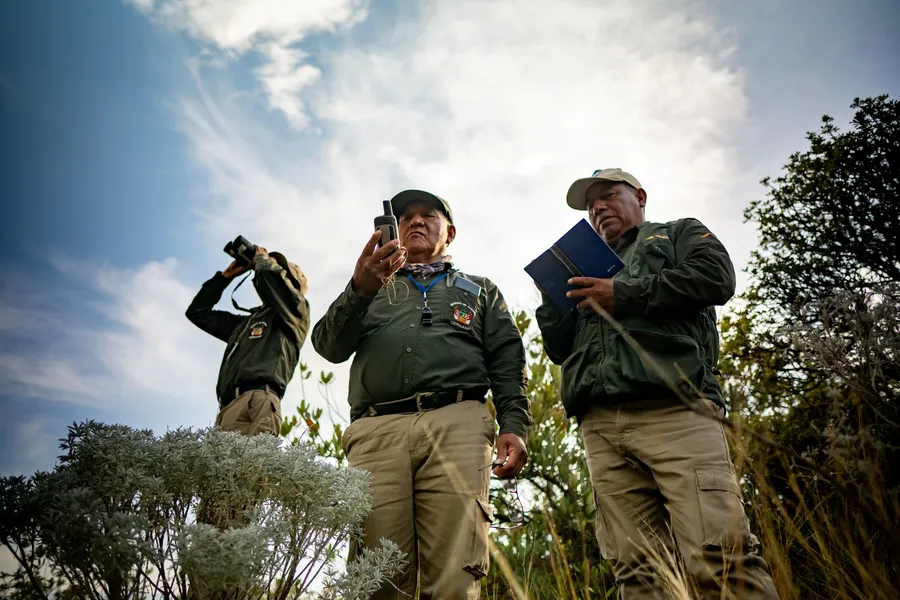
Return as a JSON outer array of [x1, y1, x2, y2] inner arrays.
[[390, 189, 454, 224], [566, 168, 643, 210]]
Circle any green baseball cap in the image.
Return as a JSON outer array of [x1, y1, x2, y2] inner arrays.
[[390, 189, 454, 224]]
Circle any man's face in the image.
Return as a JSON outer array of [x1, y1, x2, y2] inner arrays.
[[586, 182, 647, 244], [398, 201, 455, 259]]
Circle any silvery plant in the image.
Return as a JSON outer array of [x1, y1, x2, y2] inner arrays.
[[0, 421, 404, 599]]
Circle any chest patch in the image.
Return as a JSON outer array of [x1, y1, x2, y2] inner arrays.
[[249, 321, 266, 339], [450, 302, 475, 329]]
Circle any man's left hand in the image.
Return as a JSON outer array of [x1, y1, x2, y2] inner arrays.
[[492, 433, 527, 478], [566, 276, 614, 312], [255, 245, 269, 258]]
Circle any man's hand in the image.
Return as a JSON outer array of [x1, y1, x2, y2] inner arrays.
[[223, 259, 251, 280], [255, 245, 269, 258], [492, 433, 527, 478], [566, 276, 615, 312], [351, 231, 407, 297]]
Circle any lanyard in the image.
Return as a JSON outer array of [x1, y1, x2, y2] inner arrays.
[[408, 272, 449, 326]]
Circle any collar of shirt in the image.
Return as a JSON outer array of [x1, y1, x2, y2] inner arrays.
[[612, 225, 641, 255]]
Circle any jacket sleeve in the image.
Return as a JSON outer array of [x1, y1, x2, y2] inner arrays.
[[253, 255, 311, 344], [613, 218, 737, 318], [481, 280, 532, 441], [311, 281, 374, 364], [185, 273, 244, 343], [535, 293, 578, 365]]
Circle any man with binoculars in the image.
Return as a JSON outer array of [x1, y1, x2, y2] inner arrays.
[[186, 237, 310, 436]]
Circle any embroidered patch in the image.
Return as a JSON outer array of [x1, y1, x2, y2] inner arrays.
[[249, 321, 266, 339], [646, 234, 670, 240], [450, 302, 474, 329]]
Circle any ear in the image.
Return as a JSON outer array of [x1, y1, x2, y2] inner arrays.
[[446, 224, 457, 245], [636, 188, 647, 208]]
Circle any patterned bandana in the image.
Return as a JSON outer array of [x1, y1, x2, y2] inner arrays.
[[399, 256, 453, 278]]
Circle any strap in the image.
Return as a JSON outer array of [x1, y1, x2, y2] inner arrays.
[[549, 244, 584, 278], [407, 271, 450, 296], [230, 272, 257, 314]]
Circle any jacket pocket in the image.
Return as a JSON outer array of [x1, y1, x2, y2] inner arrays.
[[462, 497, 495, 579], [610, 328, 705, 395]]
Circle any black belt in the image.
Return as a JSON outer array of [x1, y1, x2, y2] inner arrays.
[[366, 388, 488, 417], [231, 382, 284, 401]]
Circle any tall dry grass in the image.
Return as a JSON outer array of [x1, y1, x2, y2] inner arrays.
[[483, 298, 899, 599]]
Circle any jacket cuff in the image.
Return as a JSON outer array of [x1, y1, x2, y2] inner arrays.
[[498, 420, 529, 443], [254, 254, 278, 271], [613, 277, 651, 317], [343, 280, 375, 313], [209, 271, 232, 290]]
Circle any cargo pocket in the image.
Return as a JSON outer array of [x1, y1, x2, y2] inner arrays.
[[695, 464, 752, 549], [462, 497, 494, 579], [592, 493, 618, 560]]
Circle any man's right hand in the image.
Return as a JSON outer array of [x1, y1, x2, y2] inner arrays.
[[223, 259, 251, 280], [351, 231, 406, 297]]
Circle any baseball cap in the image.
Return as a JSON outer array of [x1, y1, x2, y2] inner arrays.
[[566, 168, 643, 210], [390, 189, 454, 224]]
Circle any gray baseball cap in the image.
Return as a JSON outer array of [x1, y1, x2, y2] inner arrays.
[[566, 168, 643, 210]]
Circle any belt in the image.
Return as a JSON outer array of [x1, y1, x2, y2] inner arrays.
[[230, 382, 285, 402], [366, 388, 488, 417]]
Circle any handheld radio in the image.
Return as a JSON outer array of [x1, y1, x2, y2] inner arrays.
[[374, 200, 399, 250]]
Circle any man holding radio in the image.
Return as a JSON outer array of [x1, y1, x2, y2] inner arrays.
[[312, 190, 532, 599], [186, 240, 310, 437]]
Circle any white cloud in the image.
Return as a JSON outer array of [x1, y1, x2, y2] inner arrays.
[[0, 260, 217, 425], [127, 0, 369, 128]]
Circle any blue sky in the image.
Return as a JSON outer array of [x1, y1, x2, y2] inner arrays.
[[0, 0, 897, 477]]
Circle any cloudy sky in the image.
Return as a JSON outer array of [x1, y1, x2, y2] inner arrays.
[[0, 0, 897, 476]]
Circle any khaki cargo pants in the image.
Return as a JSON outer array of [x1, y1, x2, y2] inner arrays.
[[581, 398, 779, 599], [342, 400, 495, 600], [215, 388, 282, 437]]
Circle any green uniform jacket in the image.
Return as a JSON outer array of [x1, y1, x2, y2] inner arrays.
[[186, 254, 311, 405], [536, 219, 735, 420], [312, 268, 532, 440]]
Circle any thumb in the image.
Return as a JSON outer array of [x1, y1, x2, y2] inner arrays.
[[493, 440, 509, 468]]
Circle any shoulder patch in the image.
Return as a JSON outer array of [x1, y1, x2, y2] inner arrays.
[[452, 277, 482, 297]]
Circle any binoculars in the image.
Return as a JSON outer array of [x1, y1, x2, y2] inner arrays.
[[223, 235, 257, 266]]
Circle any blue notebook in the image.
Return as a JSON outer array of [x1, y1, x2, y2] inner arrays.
[[524, 219, 625, 312]]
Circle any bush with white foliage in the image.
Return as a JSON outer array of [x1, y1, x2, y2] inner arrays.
[[0, 421, 404, 599]]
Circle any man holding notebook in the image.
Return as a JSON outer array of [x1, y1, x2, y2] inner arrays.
[[535, 169, 778, 599]]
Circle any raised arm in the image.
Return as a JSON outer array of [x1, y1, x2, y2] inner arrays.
[[312, 230, 406, 363], [252, 252, 310, 343], [185, 271, 244, 343]]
